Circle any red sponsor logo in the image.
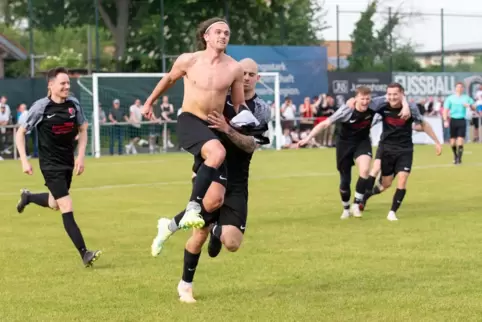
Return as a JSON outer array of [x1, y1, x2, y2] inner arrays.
[[351, 120, 371, 129], [385, 116, 406, 126], [52, 122, 74, 135], [68, 107, 75, 116]]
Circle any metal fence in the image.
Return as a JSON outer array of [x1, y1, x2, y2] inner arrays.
[[334, 6, 482, 72]]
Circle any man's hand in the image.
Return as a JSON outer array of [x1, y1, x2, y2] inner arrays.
[[297, 137, 310, 148], [435, 143, 442, 156], [74, 157, 85, 176], [399, 99, 412, 120], [444, 120, 449, 128], [142, 101, 153, 119], [22, 160, 32, 175], [207, 111, 230, 133], [346, 98, 356, 109]]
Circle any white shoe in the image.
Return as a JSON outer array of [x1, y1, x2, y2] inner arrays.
[[179, 202, 205, 229], [387, 211, 398, 221], [178, 280, 196, 303], [340, 209, 350, 220], [167, 141, 174, 148], [151, 218, 173, 257], [351, 203, 362, 218]]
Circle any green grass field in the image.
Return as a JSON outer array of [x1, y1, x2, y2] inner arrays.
[[1, 145, 482, 321]]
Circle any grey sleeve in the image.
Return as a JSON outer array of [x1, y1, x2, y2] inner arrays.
[[410, 103, 424, 124], [369, 96, 387, 112], [328, 104, 352, 123], [22, 98, 48, 131], [253, 97, 271, 125], [69, 96, 87, 125]]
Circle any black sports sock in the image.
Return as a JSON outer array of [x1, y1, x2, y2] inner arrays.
[[366, 175, 376, 192], [451, 145, 457, 158], [29, 193, 49, 207], [390, 189, 406, 213], [353, 177, 368, 204], [189, 163, 217, 202], [340, 189, 351, 210], [457, 145, 464, 160], [182, 249, 201, 283], [62, 212, 87, 257], [211, 224, 222, 239]]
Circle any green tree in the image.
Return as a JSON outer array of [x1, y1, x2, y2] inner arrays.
[[347, 0, 421, 72]]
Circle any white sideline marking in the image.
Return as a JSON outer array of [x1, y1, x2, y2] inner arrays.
[[1, 162, 481, 197]]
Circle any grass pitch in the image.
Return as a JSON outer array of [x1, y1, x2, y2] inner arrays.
[[1, 145, 482, 321]]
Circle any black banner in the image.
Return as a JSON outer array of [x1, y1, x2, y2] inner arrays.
[[327, 72, 392, 107]]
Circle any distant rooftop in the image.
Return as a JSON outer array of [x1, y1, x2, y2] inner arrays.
[[0, 34, 27, 60]]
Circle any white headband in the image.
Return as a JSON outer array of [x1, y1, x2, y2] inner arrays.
[[204, 21, 229, 35]]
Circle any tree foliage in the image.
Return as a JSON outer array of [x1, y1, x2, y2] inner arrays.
[[5, 0, 325, 73], [346, 0, 422, 72]]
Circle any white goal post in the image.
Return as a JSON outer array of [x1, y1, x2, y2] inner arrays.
[[91, 72, 282, 158]]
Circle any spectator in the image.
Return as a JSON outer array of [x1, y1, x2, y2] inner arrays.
[[159, 95, 175, 148], [473, 85, 482, 142], [148, 99, 161, 154], [0, 102, 11, 156], [299, 95, 322, 132], [16, 104, 30, 157], [281, 96, 296, 130], [280, 128, 297, 149], [108, 98, 126, 155], [126, 99, 142, 154], [316, 95, 335, 147], [97, 102, 107, 124]]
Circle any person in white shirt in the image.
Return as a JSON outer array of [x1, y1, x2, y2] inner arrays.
[[280, 96, 296, 130], [0, 101, 11, 155], [126, 99, 142, 154]]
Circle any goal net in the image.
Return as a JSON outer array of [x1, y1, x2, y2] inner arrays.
[[77, 72, 282, 158]]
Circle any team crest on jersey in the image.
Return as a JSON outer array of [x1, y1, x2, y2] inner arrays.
[[68, 107, 75, 116]]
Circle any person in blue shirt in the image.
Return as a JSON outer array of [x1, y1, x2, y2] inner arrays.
[[443, 82, 476, 164]]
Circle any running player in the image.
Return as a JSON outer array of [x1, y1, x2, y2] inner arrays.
[[151, 58, 270, 303], [15, 67, 101, 267], [364, 83, 442, 221], [297, 86, 408, 219], [142, 17, 248, 230], [443, 82, 475, 164]]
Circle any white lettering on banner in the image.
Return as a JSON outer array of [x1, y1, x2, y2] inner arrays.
[[370, 116, 444, 146], [394, 74, 456, 97], [257, 62, 301, 97]]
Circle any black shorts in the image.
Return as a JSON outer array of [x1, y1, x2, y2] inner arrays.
[[450, 119, 466, 139], [203, 188, 248, 234], [129, 126, 141, 139], [177, 112, 222, 156], [472, 117, 480, 129], [41, 169, 73, 200], [336, 138, 372, 172], [380, 149, 413, 177]]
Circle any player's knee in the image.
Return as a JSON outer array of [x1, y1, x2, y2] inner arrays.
[[203, 195, 224, 213], [202, 140, 226, 167], [359, 168, 369, 178], [56, 195, 73, 213], [221, 226, 243, 252], [48, 194, 59, 210], [187, 229, 209, 252], [224, 239, 241, 252]]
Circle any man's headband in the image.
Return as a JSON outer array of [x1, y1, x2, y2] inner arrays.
[[204, 21, 229, 35]]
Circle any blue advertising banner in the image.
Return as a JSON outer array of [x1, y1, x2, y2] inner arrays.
[[227, 45, 328, 105]]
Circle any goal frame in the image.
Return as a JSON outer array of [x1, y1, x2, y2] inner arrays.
[[91, 72, 282, 158]]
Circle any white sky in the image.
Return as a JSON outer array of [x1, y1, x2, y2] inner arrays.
[[320, 0, 482, 52]]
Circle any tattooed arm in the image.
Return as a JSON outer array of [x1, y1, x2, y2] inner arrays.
[[225, 126, 257, 153]]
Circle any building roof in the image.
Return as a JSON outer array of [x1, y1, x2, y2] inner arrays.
[[0, 34, 27, 60], [415, 43, 482, 56]]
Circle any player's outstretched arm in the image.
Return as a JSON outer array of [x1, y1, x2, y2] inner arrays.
[[421, 121, 442, 155], [230, 64, 246, 113], [145, 53, 190, 107], [298, 119, 332, 147]]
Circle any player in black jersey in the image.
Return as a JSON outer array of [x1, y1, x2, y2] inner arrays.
[[298, 86, 410, 219], [15, 67, 101, 267], [363, 83, 442, 221], [150, 58, 270, 303]]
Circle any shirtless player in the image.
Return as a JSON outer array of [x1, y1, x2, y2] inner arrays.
[[143, 17, 246, 230]]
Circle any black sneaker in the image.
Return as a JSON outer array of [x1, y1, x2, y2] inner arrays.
[[207, 234, 222, 258], [17, 189, 30, 213], [83, 250, 102, 267]]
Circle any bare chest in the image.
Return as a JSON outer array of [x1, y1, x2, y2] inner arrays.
[[186, 62, 234, 92]]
